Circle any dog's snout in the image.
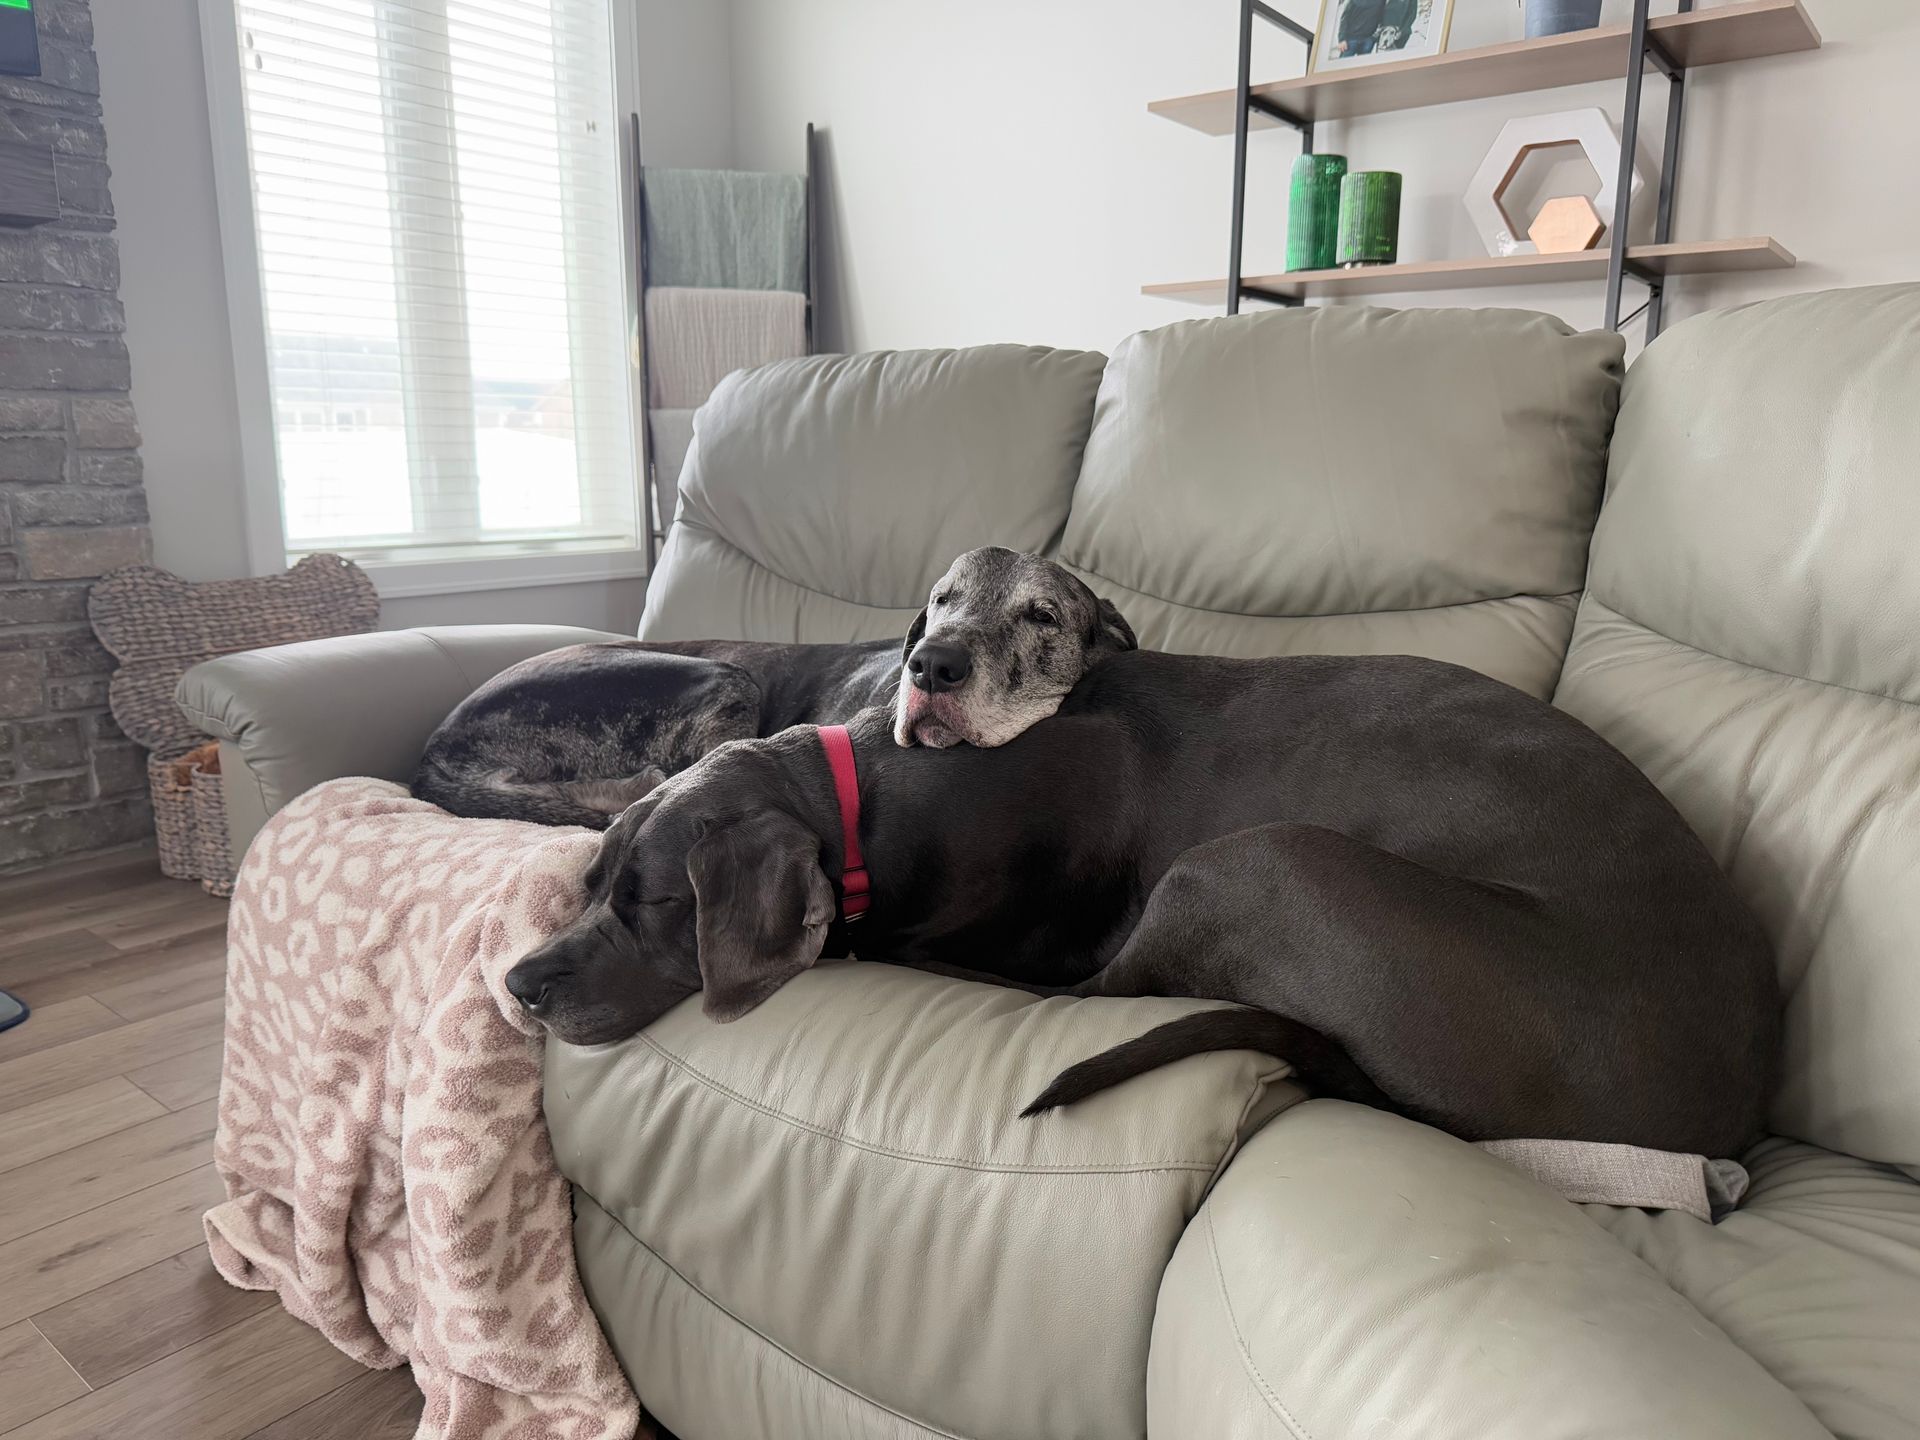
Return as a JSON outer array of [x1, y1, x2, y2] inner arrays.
[[908, 639, 973, 694], [505, 957, 564, 1011]]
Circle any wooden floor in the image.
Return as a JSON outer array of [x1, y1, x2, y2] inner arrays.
[[0, 850, 424, 1439]]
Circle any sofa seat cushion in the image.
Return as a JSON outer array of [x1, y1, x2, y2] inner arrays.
[[1057, 305, 1624, 698], [639, 345, 1107, 643], [1151, 1101, 1832, 1440], [545, 964, 1302, 1440], [1588, 1138, 1920, 1440]]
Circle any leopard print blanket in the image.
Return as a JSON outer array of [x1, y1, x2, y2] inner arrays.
[[204, 778, 640, 1440]]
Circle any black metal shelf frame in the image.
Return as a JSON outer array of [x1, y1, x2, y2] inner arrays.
[[1225, 0, 1692, 338], [1227, 1, 1315, 316]]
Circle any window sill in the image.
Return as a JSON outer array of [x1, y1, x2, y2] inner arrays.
[[297, 548, 651, 600]]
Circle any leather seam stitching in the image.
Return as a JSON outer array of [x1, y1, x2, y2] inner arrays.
[[225, 740, 273, 835], [417, 629, 482, 690], [1578, 593, 1920, 715], [633, 1032, 1224, 1175], [578, 1190, 967, 1440], [1205, 1204, 1317, 1440], [173, 701, 271, 840], [1061, 558, 1584, 625], [1209, 1061, 1297, 1189], [172, 696, 233, 742]]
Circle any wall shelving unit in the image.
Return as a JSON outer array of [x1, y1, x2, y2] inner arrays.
[[1149, 0, 1820, 338]]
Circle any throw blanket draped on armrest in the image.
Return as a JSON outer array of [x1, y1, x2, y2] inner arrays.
[[206, 779, 639, 1440]]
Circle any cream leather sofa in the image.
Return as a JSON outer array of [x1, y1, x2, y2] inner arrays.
[[181, 286, 1920, 1440]]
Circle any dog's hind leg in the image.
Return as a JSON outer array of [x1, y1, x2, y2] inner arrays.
[[415, 651, 764, 827], [1032, 822, 1585, 1140], [554, 770, 669, 815], [426, 766, 669, 829]]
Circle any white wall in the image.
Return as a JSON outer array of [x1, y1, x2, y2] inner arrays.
[[90, 0, 735, 634], [729, 0, 1920, 354], [91, 0, 251, 589], [92, 0, 1920, 633], [730, 0, 1281, 355], [632, 0, 735, 169]]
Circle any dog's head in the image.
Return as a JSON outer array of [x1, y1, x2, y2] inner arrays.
[[503, 743, 834, 1045], [893, 547, 1135, 749]]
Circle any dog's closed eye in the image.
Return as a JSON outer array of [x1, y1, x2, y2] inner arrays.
[[1027, 604, 1060, 627], [615, 872, 687, 913]]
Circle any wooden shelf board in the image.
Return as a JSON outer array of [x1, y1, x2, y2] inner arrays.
[[1149, 0, 1820, 132], [1142, 237, 1796, 304]]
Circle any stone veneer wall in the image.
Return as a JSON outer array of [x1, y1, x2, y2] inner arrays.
[[0, 0, 153, 871]]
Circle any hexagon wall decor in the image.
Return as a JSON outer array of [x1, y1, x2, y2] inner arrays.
[[1463, 108, 1646, 258]]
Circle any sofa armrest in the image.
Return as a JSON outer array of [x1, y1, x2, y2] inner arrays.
[[1148, 1099, 1829, 1440], [177, 623, 625, 862]]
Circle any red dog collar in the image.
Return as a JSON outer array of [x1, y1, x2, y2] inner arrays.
[[817, 725, 870, 921]]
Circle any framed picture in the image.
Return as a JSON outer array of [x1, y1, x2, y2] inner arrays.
[[0, 0, 40, 80], [1308, 0, 1454, 72]]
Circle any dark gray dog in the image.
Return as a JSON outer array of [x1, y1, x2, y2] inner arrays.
[[505, 651, 1780, 1157], [412, 547, 1136, 827]]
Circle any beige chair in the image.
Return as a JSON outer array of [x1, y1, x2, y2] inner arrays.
[[181, 285, 1920, 1439]]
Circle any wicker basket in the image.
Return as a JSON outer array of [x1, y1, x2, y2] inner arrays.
[[148, 747, 200, 881], [191, 754, 234, 898], [144, 742, 231, 894], [89, 554, 380, 893]]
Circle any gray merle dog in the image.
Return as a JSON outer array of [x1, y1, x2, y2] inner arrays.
[[412, 547, 1137, 827]]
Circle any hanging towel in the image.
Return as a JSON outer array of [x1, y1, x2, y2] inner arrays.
[[648, 407, 698, 530], [646, 286, 808, 410], [644, 167, 808, 293], [1478, 1138, 1751, 1222]]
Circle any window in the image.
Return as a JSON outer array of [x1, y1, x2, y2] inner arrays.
[[209, 0, 641, 586]]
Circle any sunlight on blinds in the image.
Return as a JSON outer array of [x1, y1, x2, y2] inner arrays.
[[232, 0, 637, 563]]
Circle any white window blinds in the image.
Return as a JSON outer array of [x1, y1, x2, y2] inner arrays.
[[229, 0, 638, 565]]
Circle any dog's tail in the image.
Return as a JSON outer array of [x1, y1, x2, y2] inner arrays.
[[1021, 1008, 1394, 1117]]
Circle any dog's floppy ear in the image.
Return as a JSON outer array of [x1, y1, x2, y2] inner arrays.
[[1096, 597, 1137, 653], [687, 809, 835, 1022], [900, 606, 928, 666]]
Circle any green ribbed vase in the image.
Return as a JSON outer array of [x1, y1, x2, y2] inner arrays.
[[1286, 153, 1348, 273], [1335, 171, 1403, 267]]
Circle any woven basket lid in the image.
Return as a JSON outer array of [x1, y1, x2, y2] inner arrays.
[[90, 554, 380, 754]]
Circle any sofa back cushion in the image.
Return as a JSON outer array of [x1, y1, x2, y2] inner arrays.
[[1058, 305, 1624, 697], [1553, 283, 1920, 1166], [638, 345, 1107, 642]]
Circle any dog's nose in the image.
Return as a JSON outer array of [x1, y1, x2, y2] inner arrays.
[[505, 959, 562, 1011], [908, 640, 973, 694]]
